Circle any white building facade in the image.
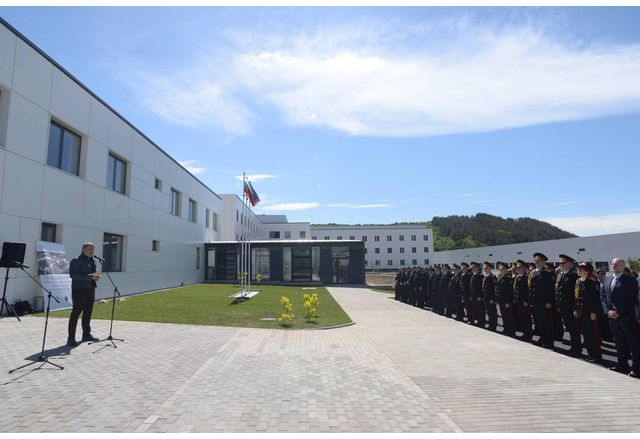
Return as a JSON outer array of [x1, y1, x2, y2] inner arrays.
[[432, 231, 640, 272], [0, 20, 223, 305], [311, 225, 433, 270]]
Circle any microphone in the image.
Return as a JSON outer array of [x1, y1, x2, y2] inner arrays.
[[94, 255, 107, 263], [13, 261, 30, 269]]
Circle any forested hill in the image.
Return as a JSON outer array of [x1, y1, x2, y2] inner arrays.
[[429, 213, 577, 251]]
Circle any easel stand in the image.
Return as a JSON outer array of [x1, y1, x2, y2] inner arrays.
[[0, 267, 20, 321], [9, 267, 63, 373], [89, 268, 124, 348]]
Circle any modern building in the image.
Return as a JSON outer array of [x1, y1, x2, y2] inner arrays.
[[0, 18, 222, 305], [255, 214, 311, 241], [432, 231, 640, 271], [205, 239, 365, 284], [219, 194, 268, 241], [310, 224, 433, 271]]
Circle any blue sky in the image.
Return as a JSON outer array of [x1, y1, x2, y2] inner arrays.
[[2, 6, 640, 236]]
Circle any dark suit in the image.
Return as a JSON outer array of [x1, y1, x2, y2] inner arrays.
[[448, 272, 463, 320], [576, 277, 603, 362], [609, 273, 640, 373], [482, 273, 497, 330], [514, 274, 532, 341], [555, 270, 580, 355], [460, 271, 472, 323], [470, 272, 484, 326], [529, 268, 555, 348], [68, 254, 98, 340], [438, 271, 453, 315], [496, 274, 515, 336]]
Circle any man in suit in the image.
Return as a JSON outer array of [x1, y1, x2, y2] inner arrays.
[[439, 264, 453, 316], [607, 258, 640, 377], [460, 262, 472, 324], [597, 268, 615, 342], [482, 262, 498, 331], [514, 259, 533, 342], [470, 262, 484, 327], [449, 264, 463, 320], [529, 253, 556, 349]]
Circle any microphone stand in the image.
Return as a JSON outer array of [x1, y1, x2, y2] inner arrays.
[[89, 259, 124, 348], [9, 266, 63, 372], [0, 266, 21, 321]]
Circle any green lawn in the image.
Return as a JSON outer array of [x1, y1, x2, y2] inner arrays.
[[48, 283, 352, 329]]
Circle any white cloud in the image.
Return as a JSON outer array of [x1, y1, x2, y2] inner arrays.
[[131, 19, 640, 137], [328, 203, 393, 208], [551, 201, 579, 206], [263, 202, 320, 211], [178, 160, 206, 175], [473, 200, 493, 204], [542, 212, 640, 236], [459, 193, 478, 197], [234, 174, 278, 182]]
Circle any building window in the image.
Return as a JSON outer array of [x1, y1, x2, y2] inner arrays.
[[412, 247, 417, 253], [411, 235, 416, 241], [212, 212, 218, 231], [284, 231, 291, 239], [423, 235, 429, 241], [400, 247, 405, 254], [252, 248, 271, 280], [206, 208, 210, 228], [388, 259, 393, 266], [152, 240, 159, 252], [374, 235, 380, 242], [155, 178, 162, 190], [188, 199, 197, 223], [375, 248, 380, 254], [399, 235, 404, 241], [41, 222, 57, 242], [103, 233, 123, 272], [337, 236, 342, 240], [595, 261, 609, 271], [412, 259, 417, 266], [375, 260, 380, 267], [364, 248, 368, 254], [47, 120, 81, 176], [270, 231, 281, 239], [424, 247, 429, 253], [363, 236, 367, 242], [107, 153, 127, 194], [170, 188, 180, 216], [425, 259, 430, 265], [387, 235, 392, 241], [324, 236, 329, 240], [400, 259, 405, 266], [312, 236, 317, 240], [300, 231, 306, 239], [387, 248, 392, 254], [365, 260, 368, 266], [349, 236, 354, 240], [236, 210, 239, 222]]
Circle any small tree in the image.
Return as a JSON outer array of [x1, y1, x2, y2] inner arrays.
[[303, 293, 319, 321], [626, 257, 640, 273], [277, 296, 294, 326]]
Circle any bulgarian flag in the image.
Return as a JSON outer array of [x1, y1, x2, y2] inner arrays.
[[243, 180, 261, 207]]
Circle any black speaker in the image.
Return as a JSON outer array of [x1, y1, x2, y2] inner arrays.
[[0, 242, 27, 268]]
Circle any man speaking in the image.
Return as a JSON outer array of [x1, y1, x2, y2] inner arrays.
[[67, 242, 101, 347]]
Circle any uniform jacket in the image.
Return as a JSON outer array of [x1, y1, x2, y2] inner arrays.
[[460, 271, 472, 297], [470, 272, 483, 299], [575, 276, 602, 316], [529, 268, 554, 306], [496, 274, 514, 304], [482, 273, 497, 302], [513, 274, 529, 304], [555, 269, 578, 309]]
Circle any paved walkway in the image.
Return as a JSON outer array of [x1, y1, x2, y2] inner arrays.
[[0, 286, 638, 432]]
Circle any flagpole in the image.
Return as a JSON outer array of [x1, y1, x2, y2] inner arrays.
[[241, 172, 247, 294]]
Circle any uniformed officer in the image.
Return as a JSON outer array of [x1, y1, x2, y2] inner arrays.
[[482, 261, 497, 331], [574, 261, 603, 363], [470, 262, 484, 327], [460, 262, 472, 323], [495, 262, 515, 337], [448, 264, 463, 320], [393, 268, 402, 301], [529, 253, 556, 348], [430, 266, 442, 312], [438, 264, 453, 316], [514, 259, 533, 342], [555, 254, 581, 356]]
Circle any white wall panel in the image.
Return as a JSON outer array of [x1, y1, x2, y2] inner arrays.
[[84, 137, 108, 187], [107, 114, 133, 160], [0, 25, 16, 88], [0, 213, 21, 248], [129, 199, 153, 239], [4, 92, 49, 162], [1, 153, 44, 219], [132, 132, 156, 175], [50, 68, 91, 134], [103, 190, 129, 236], [81, 182, 106, 230], [89, 98, 110, 146], [12, 39, 52, 110], [41, 167, 85, 226]]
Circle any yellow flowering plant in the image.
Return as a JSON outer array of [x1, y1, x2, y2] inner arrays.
[[303, 293, 319, 321], [277, 296, 294, 326]]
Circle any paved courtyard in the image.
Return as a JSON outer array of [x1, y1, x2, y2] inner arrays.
[[0, 286, 639, 432]]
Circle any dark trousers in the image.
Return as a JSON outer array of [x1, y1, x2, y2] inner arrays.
[[611, 314, 640, 373], [68, 287, 95, 339], [581, 314, 602, 361], [517, 303, 533, 341], [485, 299, 498, 330], [454, 296, 465, 321], [533, 303, 554, 347], [559, 306, 581, 354], [462, 296, 472, 322], [474, 298, 485, 327], [499, 303, 515, 336]]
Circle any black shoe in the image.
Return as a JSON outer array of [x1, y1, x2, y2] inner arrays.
[[82, 334, 99, 342], [66, 338, 78, 347], [629, 371, 639, 378], [609, 366, 630, 374]]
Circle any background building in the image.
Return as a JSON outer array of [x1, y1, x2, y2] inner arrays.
[[310, 225, 433, 271]]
